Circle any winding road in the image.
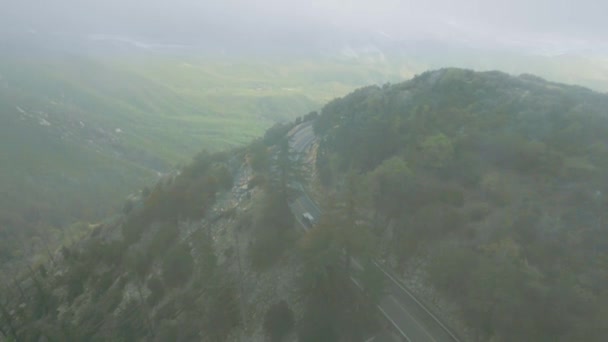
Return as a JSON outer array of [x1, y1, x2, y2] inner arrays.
[[288, 122, 462, 342]]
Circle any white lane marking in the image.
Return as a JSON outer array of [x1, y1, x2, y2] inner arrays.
[[352, 276, 414, 342], [373, 262, 461, 342], [293, 135, 315, 153], [294, 216, 308, 231], [378, 305, 412, 342], [350, 276, 364, 291], [301, 190, 321, 216], [389, 295, 438, 342], [352, 258, 364, 272]]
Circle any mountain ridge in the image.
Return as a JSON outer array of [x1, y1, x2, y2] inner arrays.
[[3, 68, 608, 341]]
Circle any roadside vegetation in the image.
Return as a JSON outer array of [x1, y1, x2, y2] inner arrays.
[[313, 68, 608, 340]]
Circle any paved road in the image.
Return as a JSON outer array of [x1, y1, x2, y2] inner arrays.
[[288, 122, 462, 342]]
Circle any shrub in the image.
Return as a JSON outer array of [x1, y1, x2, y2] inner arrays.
[[147, 222, 179, 258], [106, 241, 126, 266], [264, 123, 294, 146], [213, 164, 234, 190], [443, 208, 467, 233], [146, 276, 165, 306], [562, 156, 597, 179], [154, 320, 178, 342], [446, 152, 483, 187], [122, 216, 147, 245], [100, 286, 123, 313], [127, 249, 152, 280], [67, 276, 85, 303], [466, 203, 492, 222], [93, 270, 115, 298], [297, 301, 338, 342], [249, 140, 270, 173], [162, 244, 194, 288], [202, 278, 241, 341], [122, 199, 134, 215], [481, 172, 511, 205], [428, 246, 477, 297], [155, 299, 178, 322], [480, 134, 559, 174], [115, 299, 146, 341], [250, 228, 292, 270], [183, 150, 212, 179], [264, 301, 295, 342], [437, 184, 465, 207], [420, 133, 454, 169], [250, 192, 295, 270]]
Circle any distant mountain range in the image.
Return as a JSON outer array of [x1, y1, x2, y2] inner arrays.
[[3, 26, 608, 95]]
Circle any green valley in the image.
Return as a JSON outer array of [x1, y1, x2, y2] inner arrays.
[[0, 56, 409, 274]]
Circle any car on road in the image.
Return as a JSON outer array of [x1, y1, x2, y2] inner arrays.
[[302, 212, 316, 227]]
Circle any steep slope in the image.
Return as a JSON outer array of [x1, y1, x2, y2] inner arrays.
[[5, 68, 608, 341], [0, 93, 158, 271], [0, 56, 410, 275], [313, 68, 608, 340], [0, 120, 385, 341]]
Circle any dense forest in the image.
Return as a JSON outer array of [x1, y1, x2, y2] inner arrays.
[[3, 68, 608, 341], [0, 113, 381, 341], [314, 68, 608, 340]]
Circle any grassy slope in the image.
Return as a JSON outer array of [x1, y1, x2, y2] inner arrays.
[[0, 56, 410, 270]]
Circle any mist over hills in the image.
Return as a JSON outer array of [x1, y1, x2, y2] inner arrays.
[[0, 53, 409, 276], [4, 0, 608, 56], [3, 69, 608, 340], [4, 16, 608, 98], [2, 1, 608, 339]]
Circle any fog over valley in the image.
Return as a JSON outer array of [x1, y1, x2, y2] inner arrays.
[[3, 0, 608, 57], [2, 1, 608, 341]]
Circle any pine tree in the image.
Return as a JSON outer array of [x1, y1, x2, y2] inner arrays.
[[270, 137, 308, 199]]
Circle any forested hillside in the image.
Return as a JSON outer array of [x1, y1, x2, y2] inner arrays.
[[4, 68, 608, 341], [314, 68, 608, 340], [0, 57, 402, 276], [0, 116, 385, 341]]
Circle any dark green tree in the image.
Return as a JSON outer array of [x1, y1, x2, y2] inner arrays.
[[368, 157, 414, 220], [249, 139, 271, 173], [162, 243, 194, 288], [271, 137, 308, 199], [263, 300, 295, 342], [250, 191, 296, 270]]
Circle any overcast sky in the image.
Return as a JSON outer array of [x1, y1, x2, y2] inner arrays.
[[2, 0, 607, 54]]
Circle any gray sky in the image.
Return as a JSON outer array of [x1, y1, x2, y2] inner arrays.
[[2, 0, 607, 54]]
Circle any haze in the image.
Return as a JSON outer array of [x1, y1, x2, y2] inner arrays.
[[4, 0, 608, 341], [3, 0, 608, 56]]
